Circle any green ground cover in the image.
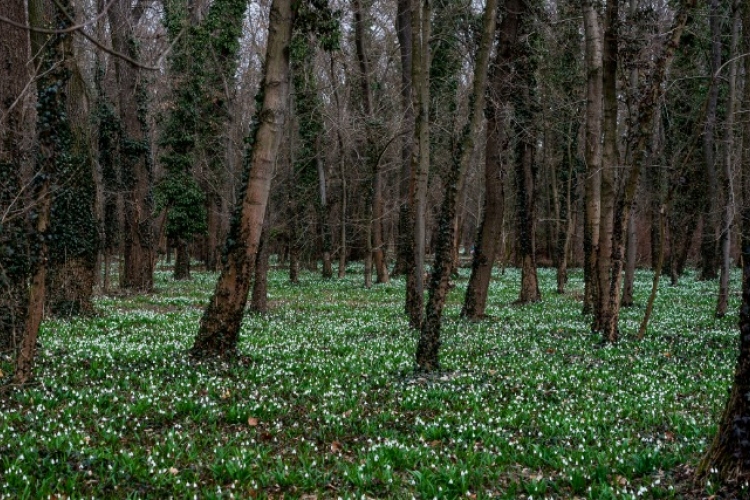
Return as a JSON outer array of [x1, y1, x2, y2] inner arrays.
[[0, 266, 741, 499]]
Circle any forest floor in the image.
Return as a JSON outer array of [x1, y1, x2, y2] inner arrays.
[[0, 264, 742, 499]]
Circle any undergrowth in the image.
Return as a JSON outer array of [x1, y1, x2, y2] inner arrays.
[[0, 265, 740, 499]]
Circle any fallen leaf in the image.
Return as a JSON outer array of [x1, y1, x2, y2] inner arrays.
[[169, 467, 179, 475], [248, 417, 259, 426], [616, 475, 628, 486], [343, 410, 352, 418], [330, 441, 343, 453], [221, 389, 231, 399]]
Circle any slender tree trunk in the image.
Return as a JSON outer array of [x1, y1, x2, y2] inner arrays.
[[405, 0, 431, 328], [699, 0, 722, 281], [393, 0, 413, 278], [595, 0, 618, 331], [582, 0, 603, 315], [416, 0, 496, 371], [251, 209, 271, 313], [716, 2, 740, 318], [601, 0, 696, 343], [191, 0, 293, 357], [329, 55, 347, 279], [621, 206, 637, 306], [556, 130, 576, 294]]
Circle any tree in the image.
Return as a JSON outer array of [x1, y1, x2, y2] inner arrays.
[[15, 0, 73, 385], [0, 0, 32, 359], [594, 0, 617, 331], [109, 0, 155, 292], [415, 0, 496, 371], [581, 0, 603, 316], [600, 0, 697, 343], [716, 0, 741, 318], [513, 3, 541, 304], [353, 0, 389, 287], [191, 0, 300, 356], [697, 3, 750, 479]]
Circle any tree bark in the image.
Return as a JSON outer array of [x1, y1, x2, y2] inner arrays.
[[601, 0, 697, 343], [174, 237, 191, 280], [621, 206, 637, 307], [191, 0, 293, 357], [110, 0, 154, 292], [251, 209, 271, 314], [0, 0, 32, 356], [15, 0, 72, 384], [416, 0, 496, 371], [462, 0, 521, 318], [392, 0, 413, 278], [595, 0, 618, 331], [405, 0, 431, 329], [699, 0, 722, 281], [697, 4, 750, 478], [716, 2, 740, 318], [582, 0, 603, 315]]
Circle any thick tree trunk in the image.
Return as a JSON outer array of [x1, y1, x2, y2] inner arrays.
[[110, 0, 154, 292], [191, 0, 293, 357], [601, 0, 696, 343], [416, 0, 496, 371], [582, 0, 603, 315], [461, 0, 521, 318], [16, 0, 72, 384]]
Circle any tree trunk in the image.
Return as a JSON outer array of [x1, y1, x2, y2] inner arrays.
[[0, 0, 32, 356], [174, 238, 191, 280], [392, 0, 413, 278], [353, 0, 389, 286], [461, 0, 521, 318], [416, 0, 496, 371], [110, 0, 154, 292], [601, 0, 696, 343], [191, 0, 293, 357], [582, 0, 603, 315], [405, 0, 431, 329], [595, 0, 618, 331], [621, 205, 637, 306], [317, 153, 333, 279], [16, 0, 72, 384], [716, 2, 740, 318], [251, 210, 271, 314], [697, 3, 750, 482], [699, 0, 721, 281]]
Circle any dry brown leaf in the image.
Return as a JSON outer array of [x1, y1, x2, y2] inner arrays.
[[331, 441, 343, 453], [248, 417, 259, 426], [221, 389, 231, 399]]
